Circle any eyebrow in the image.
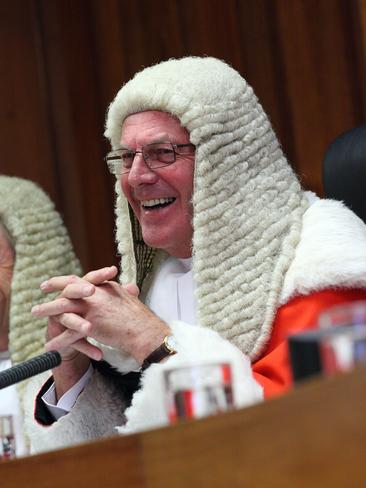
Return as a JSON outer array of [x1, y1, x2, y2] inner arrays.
[[120, 134, 176, 149], [117, 146, 133, 151]]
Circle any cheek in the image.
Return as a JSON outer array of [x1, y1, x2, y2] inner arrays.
[[178, 167, 194, 203], [167, 158, 194, 190], [120, 177, 131, 200], [120, 178, 141, 219]]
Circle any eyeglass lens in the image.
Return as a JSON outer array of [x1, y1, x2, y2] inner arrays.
[[122, 143, 175, 168], [107, 142, 177, 175], [106, 142, 194, 175]]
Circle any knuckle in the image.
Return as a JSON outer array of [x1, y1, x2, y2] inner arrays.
[[83, 321, 93, 334], [69, 275, 79, 284], [59, 298, 70, 311]]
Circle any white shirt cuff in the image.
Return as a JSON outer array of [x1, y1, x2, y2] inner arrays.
[[42, 363, 94, 420]]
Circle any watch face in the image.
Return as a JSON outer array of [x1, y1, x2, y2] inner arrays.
[[165, 335, 177, 353]]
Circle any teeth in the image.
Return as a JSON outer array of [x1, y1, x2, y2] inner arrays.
[[142, 197, 174, 208]]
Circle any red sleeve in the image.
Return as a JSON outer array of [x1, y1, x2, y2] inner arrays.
[[252, 288, 366, 398]]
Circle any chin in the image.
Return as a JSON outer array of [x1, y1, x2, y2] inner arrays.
[[144, 238, 170, 252], [141, 227, 192, 257], [142, 236, 177, 256]]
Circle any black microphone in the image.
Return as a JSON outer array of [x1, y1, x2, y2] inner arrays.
[[0, 351, 62, 390]]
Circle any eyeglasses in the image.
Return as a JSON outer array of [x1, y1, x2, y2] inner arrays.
[[105, 142, 195, 175]]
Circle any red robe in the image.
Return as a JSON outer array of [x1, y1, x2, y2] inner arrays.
[[252, 289, 366, 397]]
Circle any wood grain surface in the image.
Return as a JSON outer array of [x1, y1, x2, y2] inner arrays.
[[1, 365, 366, 487]]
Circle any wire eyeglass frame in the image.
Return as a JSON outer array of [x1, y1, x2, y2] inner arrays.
[[105, 142, 195, 175]]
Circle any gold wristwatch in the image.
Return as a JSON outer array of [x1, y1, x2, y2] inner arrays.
[[141, 335, 177, 370]]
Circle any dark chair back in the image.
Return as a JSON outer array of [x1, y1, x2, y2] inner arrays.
[[323, 124, 366, 223]]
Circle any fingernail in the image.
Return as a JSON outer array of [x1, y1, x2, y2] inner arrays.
[[31, 305, 40, 315], [40, 281, 48, 290]]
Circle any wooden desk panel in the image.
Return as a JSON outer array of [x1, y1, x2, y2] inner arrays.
[[2, 366, 366, 487]]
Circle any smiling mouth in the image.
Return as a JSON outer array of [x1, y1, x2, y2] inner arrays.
[[141, 197, 176, 210]]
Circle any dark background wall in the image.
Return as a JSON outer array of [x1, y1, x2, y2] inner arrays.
[[1, 0, 365, 272]]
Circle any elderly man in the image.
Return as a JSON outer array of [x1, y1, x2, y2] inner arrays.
[[0, 176, 81, 456], [28, 57, 366, 452]]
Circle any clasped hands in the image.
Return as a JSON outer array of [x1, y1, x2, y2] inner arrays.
[[31, 266, 170, 366]]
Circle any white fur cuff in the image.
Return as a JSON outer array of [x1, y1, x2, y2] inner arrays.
[[119, 321, 263, 434]]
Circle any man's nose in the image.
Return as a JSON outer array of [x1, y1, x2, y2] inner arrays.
[[127, 153, 158, 187]]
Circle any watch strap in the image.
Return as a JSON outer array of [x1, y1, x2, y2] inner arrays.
[[141, 336, 176, 371]]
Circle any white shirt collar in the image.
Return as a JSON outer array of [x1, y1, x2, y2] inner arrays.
[[145, 256, 196, 325]]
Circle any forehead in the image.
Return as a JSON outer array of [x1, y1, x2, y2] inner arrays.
[[120, 110, 189, 147]]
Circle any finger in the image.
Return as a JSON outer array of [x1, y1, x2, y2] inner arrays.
[[83, 266, 118, 285], [31, 298, 84, 317], [61, 282, 95, 299], [45, 335, 102, 361], [45, 328, 84, 351], [123, 283, 140, 297], [40, 267, 118, 293], [58, 312, 92, 334], [40, 274, 85, 293], [46, 316, 66, 342], [71, 339, 103, 361]]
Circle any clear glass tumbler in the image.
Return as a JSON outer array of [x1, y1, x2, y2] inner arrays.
[[0, 415, 16, 461], [164, 362, 233, 423], [318, 301, 366, 375]]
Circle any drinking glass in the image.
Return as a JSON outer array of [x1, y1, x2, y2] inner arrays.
[[0, 415, 16, 461], [318, 301, 366, 375], [164, 363, 233, 423]]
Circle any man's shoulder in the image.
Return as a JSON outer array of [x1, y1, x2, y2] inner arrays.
[[280, 197, 366, 304]]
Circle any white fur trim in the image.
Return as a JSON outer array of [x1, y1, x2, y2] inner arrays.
[[117, 321, 263, 434], [95, 341, 140, 373], [23, 371, 126, 454], [280, 198, 366, 303]]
